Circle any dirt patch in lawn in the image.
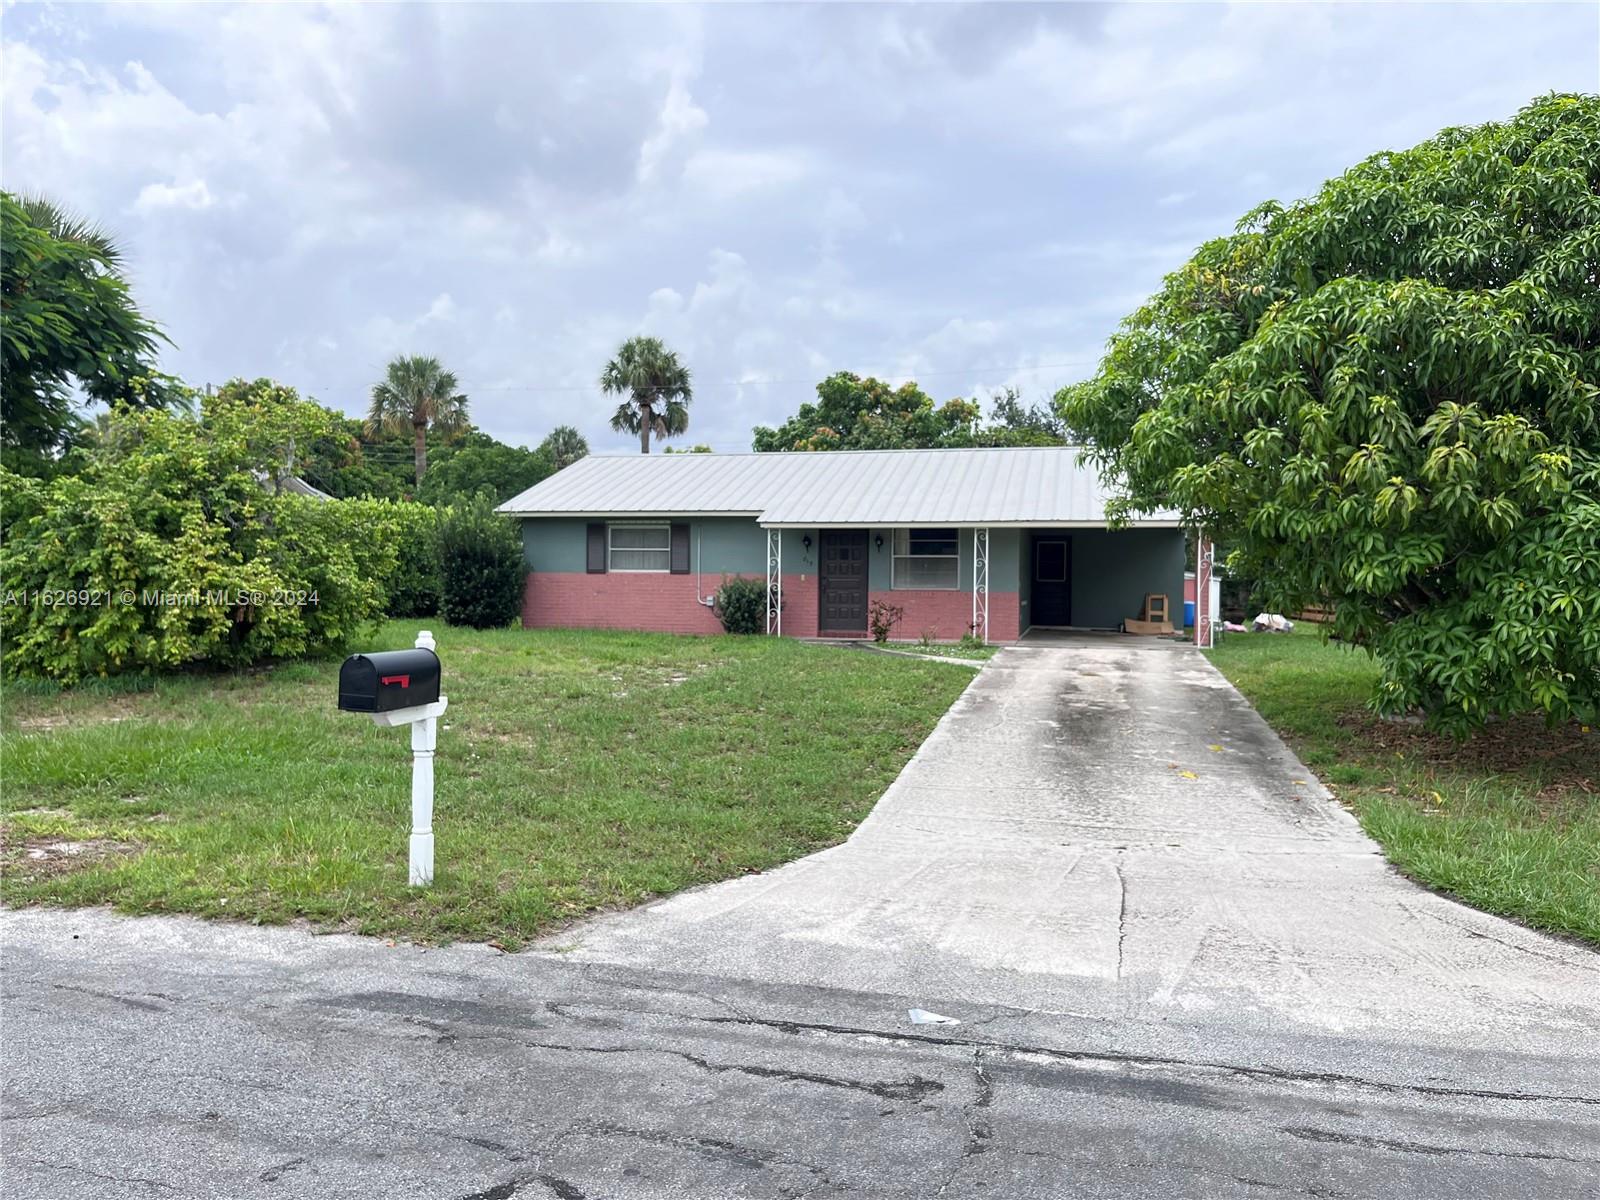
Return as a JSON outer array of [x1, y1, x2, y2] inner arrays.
[[14, 706, 140, 733], [2, 834, 142, 879], [1337, 711, 1598, 791]]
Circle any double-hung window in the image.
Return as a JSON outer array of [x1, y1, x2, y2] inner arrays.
[[608, 524, 671, 572], [892, 528, 960, 589]]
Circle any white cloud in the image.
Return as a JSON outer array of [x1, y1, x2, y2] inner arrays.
[[135, 178, 214, 212], [636, 73, 708, 185], [680, 148, 812, 202]]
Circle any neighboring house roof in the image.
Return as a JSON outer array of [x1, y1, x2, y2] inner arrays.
[[280, 475, 334, 501], [496, 446, 1180, 527], [253, 470, 335, 501]]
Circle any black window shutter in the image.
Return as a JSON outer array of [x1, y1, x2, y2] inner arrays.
[[586, 523, 606, 574], [670, 523, 691, 574]]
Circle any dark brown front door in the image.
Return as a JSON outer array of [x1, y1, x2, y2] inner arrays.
[[1031, 535, 1072, 626], [819, 531, 869, 635]]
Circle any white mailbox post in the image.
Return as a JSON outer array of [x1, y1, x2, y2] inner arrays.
[[354, 630, 447, 887]]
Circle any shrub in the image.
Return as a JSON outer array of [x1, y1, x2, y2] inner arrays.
[[868, 599, 904, 644], [385, 502, 442, 618], [437, 496, 523, 629], [0, 389, 397, 681], [714, 577, 768, 635]]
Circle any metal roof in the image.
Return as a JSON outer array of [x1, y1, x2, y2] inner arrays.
[[496, 447, 1179, 527]]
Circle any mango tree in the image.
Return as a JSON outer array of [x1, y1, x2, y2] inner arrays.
[[1057, 94, 1599, 731]]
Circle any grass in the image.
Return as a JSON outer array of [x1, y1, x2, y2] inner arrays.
[[892, 640, 1000, 663], [1207, 626, 1600, 945], [0, 621, 975, 947]]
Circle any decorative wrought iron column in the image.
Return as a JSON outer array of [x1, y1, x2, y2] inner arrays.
[[972, 527, 989, 644], [1195, 530, 1214, 649], [766, 527, 782, 635]]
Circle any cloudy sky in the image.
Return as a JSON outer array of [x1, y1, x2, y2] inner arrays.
[[5, 3, 1595, 453]]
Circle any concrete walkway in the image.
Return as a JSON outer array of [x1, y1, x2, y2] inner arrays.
[[544, 635, 1600, 1074]]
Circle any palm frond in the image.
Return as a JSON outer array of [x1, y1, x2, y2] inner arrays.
[[18, 192, 123, 267], [599, 335, 694, 446]]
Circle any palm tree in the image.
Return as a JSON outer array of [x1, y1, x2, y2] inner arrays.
[[600, 336, 692, 454], [539, 424, 590, 471], [366, 355, 469, 484], [17, 193, 122, 267]]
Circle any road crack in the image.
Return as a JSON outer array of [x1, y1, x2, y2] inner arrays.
[[696, 1014, 1600, 1107], [1280, 1125, 1600, 1163]]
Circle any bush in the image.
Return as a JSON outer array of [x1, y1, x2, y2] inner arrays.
[[437, 496, 523, 629], [714, 577, 768, 634], [868, 599, 904, 644], [0, 389, 397, 681], [385, 503, 442, 618]]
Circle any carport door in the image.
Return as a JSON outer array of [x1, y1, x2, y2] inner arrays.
[[819, 531, 869, 635], [1032, 536, 1072, 626]]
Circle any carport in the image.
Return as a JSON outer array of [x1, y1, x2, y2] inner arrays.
[[1017, 525, 1188, 634]]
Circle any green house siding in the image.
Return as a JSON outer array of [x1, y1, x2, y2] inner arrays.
[[523, 521, 1024, 590], [1069, 529, 1187, 629], [522, 517, 769, 576], [522, 518, 591, 573]]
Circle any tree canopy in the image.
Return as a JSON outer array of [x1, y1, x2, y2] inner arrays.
[[1057, 93, 1600, 731], [413, 430, 556, 506], [601, 335, 693, 453], [540, 424, 590, 471], [1, 191, 173, 473], [753, 374, 1066, 451]]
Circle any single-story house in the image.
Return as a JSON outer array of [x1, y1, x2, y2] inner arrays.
[[496, 446, 1188, 643]]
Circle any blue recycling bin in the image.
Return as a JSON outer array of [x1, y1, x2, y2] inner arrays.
[[1184, 600, 1196, 627]]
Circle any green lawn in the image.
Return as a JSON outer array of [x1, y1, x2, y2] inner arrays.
[[1208, 627, 1600, 945], [0, 622, 974, 946]]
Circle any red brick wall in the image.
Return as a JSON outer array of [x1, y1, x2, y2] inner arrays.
[[521, 572, 1019, 642], [779, 573, 819, 639], [870, 589, 1019, 643], [522, 572, 748, 635]]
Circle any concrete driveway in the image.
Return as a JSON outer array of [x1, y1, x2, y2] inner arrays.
[[5, 635, 1598, 1198], [547, 635, 1599, 1063]]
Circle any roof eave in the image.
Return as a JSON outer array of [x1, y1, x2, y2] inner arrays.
[[757, 519, 1184, 529], [497, 509, 766, 519]]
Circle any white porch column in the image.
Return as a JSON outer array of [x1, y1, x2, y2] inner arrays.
[[972, 527, 989, 644], [766, 527, 782, 635], [1195, 529, 1214, 649]]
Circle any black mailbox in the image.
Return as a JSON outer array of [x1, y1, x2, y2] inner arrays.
[[338, 648, 441, 713]]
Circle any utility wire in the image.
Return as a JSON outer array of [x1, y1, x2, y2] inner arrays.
[[287, 357, 1102, 400]]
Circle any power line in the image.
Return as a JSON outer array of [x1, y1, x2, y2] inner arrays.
[[286, 357, 1103, 400], [463, 358, 1100, 394]]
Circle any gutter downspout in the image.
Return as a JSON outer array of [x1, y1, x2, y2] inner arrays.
[[696, 526, 716, 608]]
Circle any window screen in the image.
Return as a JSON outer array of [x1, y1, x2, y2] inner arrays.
[[892, 528, 960, 589], [608, 524, 671, 572]]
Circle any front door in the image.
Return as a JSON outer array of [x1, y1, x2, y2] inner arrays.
[[819, 531, 869, 635], [1031, 535, 1072, 626]]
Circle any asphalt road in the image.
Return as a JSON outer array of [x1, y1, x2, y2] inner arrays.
[[4, 636, 1598, 1197], [5, 908, 1598, 1199]]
